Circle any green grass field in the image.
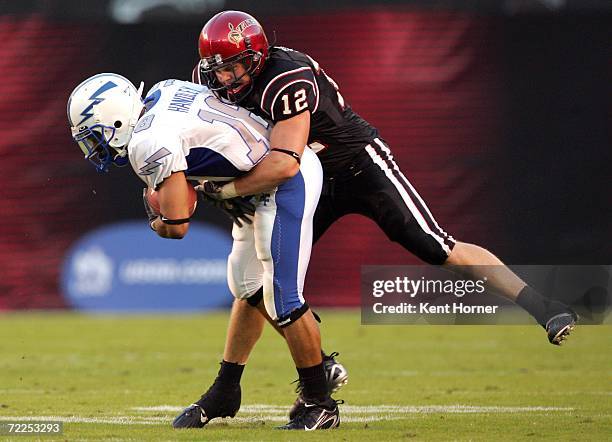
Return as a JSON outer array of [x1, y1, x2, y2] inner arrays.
[[0, 311, 610, 441]]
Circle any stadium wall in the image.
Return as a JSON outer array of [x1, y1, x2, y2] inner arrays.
[[0, 10, 609, 309]]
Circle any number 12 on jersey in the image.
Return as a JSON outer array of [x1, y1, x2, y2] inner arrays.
[[281, 89, 308, 115]]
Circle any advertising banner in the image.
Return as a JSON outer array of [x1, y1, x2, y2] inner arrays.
[[61, 221, 233, 312]]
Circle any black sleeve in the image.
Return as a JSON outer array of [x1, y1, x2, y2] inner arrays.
[[259, 67, 319, 122]]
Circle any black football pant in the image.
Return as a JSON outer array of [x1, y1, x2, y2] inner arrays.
[[313, 137, 455, 264]]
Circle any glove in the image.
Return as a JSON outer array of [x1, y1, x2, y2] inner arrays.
[[198, 191, 255, 228], [142, 189, 158, 230]]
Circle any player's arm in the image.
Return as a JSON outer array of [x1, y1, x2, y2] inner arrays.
[[227, 111, 309, 197], [214, 70, 317, 198], [150, 171, 191, 239]]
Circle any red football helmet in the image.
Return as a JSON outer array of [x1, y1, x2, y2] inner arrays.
[[198, 10, 269, 102]]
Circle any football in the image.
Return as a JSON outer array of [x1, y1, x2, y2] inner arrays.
[[145, 182, 197, 216]]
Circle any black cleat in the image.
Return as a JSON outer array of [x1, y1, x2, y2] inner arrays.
[[172, 383, 241, 429], [172, 403, 208, 429], [277, 399, 341, 430], [546, 310, 578, 345], [288, 352, 348, 420]]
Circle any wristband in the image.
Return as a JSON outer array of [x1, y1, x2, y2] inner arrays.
[[160, 215, 191, 225]]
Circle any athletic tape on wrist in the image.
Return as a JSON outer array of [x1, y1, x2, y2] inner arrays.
[[220, 181, 238, 199]]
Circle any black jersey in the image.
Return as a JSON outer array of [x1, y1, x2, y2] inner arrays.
[[194, 46, 379, 176], [244, 47, 378, 175]]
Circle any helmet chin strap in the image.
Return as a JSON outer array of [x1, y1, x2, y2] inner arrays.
[[113, 146, 127, 159], [111, 144, 129, 168]]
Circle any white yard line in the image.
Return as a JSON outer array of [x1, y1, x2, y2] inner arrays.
[[131, 404, 574, 413], [0, 404, 576, 427], [0, 415, 398, 425]]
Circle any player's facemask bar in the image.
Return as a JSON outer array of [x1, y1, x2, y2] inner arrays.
[[74, 124, 128, 173], [199, 51, 262, 103]]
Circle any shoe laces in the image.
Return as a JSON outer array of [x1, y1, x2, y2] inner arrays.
[[324, 351, 340, 361], [290, 377, 304, 394]]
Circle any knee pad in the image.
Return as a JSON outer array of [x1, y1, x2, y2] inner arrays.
[[276, 303, 310, 328]]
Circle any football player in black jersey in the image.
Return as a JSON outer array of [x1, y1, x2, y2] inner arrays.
[[175, 10, 577, 430]]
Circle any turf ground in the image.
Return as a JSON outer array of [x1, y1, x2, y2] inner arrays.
[[0, 311, 610, 441]]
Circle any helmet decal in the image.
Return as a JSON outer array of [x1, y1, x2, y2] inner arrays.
[[76, 81, 117, 127], [227, 18, 257, 48]]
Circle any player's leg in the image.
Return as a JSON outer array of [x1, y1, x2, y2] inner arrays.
[[173, 220, 263, 428], [356, 138, 576, 344], [286, 178, 349, 420], [256, 150, 339, 430], [174, 156, 349, 429], [223, 300, 266, 364], [224, 180, 342, 343], [223, 191, 346, 362], [444, 242, 577, 343], [444, 242, 526, 298], [180, 200, 346, 428]]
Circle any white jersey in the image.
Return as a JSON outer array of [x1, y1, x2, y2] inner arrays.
[[126, 81, 323, 321], [128, 79, 272, 189]]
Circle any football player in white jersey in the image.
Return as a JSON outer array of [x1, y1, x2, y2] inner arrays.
[[67, 73, 340, 430]]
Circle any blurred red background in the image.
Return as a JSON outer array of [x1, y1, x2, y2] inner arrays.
[[0, 9, 609, 309]]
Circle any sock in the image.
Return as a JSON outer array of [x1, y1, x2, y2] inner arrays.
[[216, 360, 245, 387], [197, 360, 243, 417], [297, 363, 330, 405], [515, 286, 549, 326]]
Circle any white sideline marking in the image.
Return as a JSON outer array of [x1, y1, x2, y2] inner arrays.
[[132, 404, 574, 414], [0, 404, 575, 427], [0, 415, 396, 425]]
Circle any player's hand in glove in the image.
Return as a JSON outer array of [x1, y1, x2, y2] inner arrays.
[[198, 192, 256, 228]]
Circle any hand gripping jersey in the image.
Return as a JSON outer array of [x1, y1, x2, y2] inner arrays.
[[194, 46, 379, 176], [129, 79, 272, 189]]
